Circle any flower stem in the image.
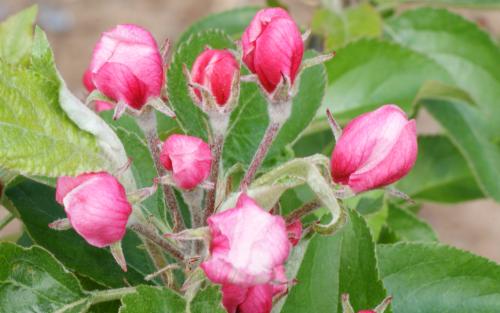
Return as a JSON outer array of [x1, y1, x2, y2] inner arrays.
[[285, 199, 321, 223], [130, 223, 184, 262], [240, 121, 281, 191], [142, 240, 172, 286], [91, 287, 136, 304], [136, 109, 184, 232], [204, 134, 224, 220]]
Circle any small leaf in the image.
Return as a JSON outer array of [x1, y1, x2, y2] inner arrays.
[[383, 204, 437, 243], [280, 209, 388, 313], [0, 5, 37, 64], [119, 285, 186, 312], [0, 242, 88, 313], [378, 242, 500, 312]]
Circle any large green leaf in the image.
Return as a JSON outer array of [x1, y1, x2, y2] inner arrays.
[[0, 242, 88, 313], [323, 39, 451, 123], [189, 286, 225, 313], [387, 8, 500, 137], [0, 6, 37, 64], [280, 209, 388, 313], [176, 7, 259, 46], [119, 286, 186, 313], [5, 179, 155, 288], [378, 242, 500, 313], [0, 25, 107, 177], [311, 3, 382, 50], [397, 135, 483, 202], [422, 99, 500, 202]]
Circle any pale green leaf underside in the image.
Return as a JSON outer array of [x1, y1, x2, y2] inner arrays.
[[0, 5, 37, 64]]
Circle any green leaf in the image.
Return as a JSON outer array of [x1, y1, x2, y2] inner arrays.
[[421, 99, 500, 202], [0, 26, 107, 177], [224, 50, 327, 169], [383, 204, 437, 242], [387, 8, 500, 137], [397, 135, 483, 202], [383, 0, 500, 8], [5, 179, 155, 288], [176, 7, 259, 46], [189, 285, 225, 313], [323, 39, 451, 123], [311, 3, 382, 50], [378, 242, 500, 312], [280, 209, 388, 313], [120, 286, 185, 313], [0, 5, 37, 64], [0, 242, 88, 313]]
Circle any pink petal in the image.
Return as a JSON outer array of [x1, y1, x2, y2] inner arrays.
[[62, 173, 132, 247]]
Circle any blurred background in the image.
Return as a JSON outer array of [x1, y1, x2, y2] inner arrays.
[[0, 0, 499, 261]]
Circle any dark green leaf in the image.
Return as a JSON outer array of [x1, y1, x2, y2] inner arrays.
[[280, 209, 388, 313], [0, 242, 88, 313], [378, 242, 500, 313], [176, 7, 259, 46], [120, 285, 185, 312], [323, 39, 451, 123], [5, 179, 155, 288], [397, 135, 483, 202]]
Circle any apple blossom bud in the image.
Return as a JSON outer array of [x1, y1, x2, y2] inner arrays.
[[87, 24, 164, 110], [159, 134, 212, 190], [330, 105, 417, 193], [358, 311, 376, 313], [242, 8, 303, 93], [221, 266, 287, 313], [55, 172, 132, 248], [201, 193, 290, 287], [191, 49, 239, 107], [82, 69, 114, 112]]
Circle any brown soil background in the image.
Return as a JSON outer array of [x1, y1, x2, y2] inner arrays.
[[1, 0, 499, 261]]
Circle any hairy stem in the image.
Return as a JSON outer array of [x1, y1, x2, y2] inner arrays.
[[136, 109, 184, 232], [142, 240, 172, 286], [204, 134, 224, 220], [130, 223, 184, 262], [285, 199, 321, 223], [91, 287, 136, 304], [240, 121, 281, 191], [0, 213, 14, 231]]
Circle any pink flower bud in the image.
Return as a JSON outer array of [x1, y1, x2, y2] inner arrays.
[[56, 172, 132, 248], [242, 8, 304, 93], [221, 266, 287, 313], [191, 49, 239, 106], [82, 69, 114, 112], [286, 220, 302, 246], [358, 311, 376, 313], [201, 194, 290, 287], [159, 134, 212, 190], [330, 105, 418, 193], [87, 24, 164, 110]]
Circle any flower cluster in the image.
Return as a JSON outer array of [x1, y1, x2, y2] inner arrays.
[[49, 7, 417, 313]]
